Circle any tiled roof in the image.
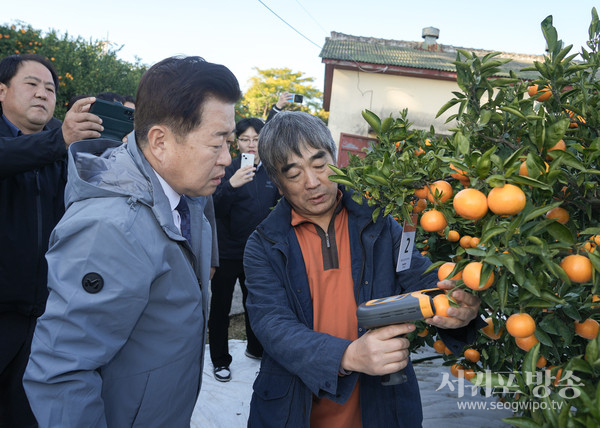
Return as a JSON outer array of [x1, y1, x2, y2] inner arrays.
[[320, 32, 543, 79]]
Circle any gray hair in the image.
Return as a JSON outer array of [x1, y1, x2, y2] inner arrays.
[[258, 111, 337, 185]]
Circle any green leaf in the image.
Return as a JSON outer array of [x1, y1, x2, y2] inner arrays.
[[435, 98, 461, 118], [499, 106, 526, 120], [371, 207, 381, 223], [362, 110, 381, 133], [541, 15, 559, 55], [546, 222, 575, 245]]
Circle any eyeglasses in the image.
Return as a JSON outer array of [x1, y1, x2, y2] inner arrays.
[[238, 138, 259, 144]]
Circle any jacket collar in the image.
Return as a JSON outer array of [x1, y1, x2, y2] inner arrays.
[[257, 186, 378, 243]]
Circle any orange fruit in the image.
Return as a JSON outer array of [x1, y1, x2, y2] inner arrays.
[[426, 180, 453, 203], [536, 355, 547, 368], [450, 363, 465, 377], [414, 186, 429, 199], [433, 293, 451, 317], [463, 368, 476, 381], [459, 235, 472, 248], [553, 367, 563, 386], [545, 207, 569, 224], [519, 160, 549, 177], [583, 242, 596, 253], [470, 237, 480, 247], [420, 210, 447, 232], [593, 235, 600, 245], [414, 147, 425, 156], [464, 348, 481, 363], [574, 318, 599, 339], [417, 328, 429, 337], [447, 230, 460, 242], [411, 198, 428, 213], [506, 313, 536, 338], [481, 317, 503, 339], [487, 184, 526, 216], [528, 84, 552, 101], [560, 254, 593, 283], [462, 262, 494, 290], [453, 188, 488, 220], [437, 262, 462, 281], [548, 139, 566, 153], [449, 163, 469, 182], [433, 339, 446, 354], [444, 346, 453, 355], [515, 334, 539, 351]]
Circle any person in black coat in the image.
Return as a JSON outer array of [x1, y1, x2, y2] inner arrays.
[[0, 54, 102, 427], [209, 118, 279, 382]]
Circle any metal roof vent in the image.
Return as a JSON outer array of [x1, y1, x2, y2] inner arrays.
[[422, 27, 440, 49]]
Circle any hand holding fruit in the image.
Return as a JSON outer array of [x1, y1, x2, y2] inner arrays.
[[426, 280, 480, 329]]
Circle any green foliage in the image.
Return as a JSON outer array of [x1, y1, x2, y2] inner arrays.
[[241, 67, 326, 121], [330, 8, 600, 422], [0, 21, 146, 120]]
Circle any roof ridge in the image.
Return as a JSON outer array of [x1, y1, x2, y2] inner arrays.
[[327, 31, 545, 61]]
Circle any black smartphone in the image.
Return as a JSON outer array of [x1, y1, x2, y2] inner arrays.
[[293, 94, 304, 103], [89, 99, 134, 141]]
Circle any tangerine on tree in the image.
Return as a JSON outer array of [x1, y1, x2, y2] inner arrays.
[[515, 334, 539, 351], [481, 317, 503, 339], [414, 186, 429, 199], [447, 230, 460, 242], [449, 163, 469, 183], [536, 355, 547, 369], [450, 363, 465, 377], [560, 254, 593, 283], [453, 188, 488, 220], [574, 318, 599, 339], [459, 235, 472, 248], [545, 207, 569, 224], [506, 313, 537, 338], [411, 198, 427, 213], [432, 339, 446, 354], [548, 139, 566, 153], [437, 262, 462, 281], [426, 180, 453, 203], [420, 209, 447, 232], [464, 348, 481, 363], [527, 84, 552, 101], [462, 262, 494, 290], [470, 237, 480, 247], [487, 184, 527, 216], [417, 328, 429, 337], [433, 293, 451, 317]]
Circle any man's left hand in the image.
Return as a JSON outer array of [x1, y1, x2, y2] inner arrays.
[[425, 280, 480, 329]]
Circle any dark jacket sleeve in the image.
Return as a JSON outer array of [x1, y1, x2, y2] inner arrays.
[[212, 163, 238, 218], [0, 125, 67, 179], [265, 105, 280, 123]]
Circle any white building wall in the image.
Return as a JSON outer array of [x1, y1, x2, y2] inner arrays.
[[327, 68, 460, 145]]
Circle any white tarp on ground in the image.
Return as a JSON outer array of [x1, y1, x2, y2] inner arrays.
[[191, 339, 513, 427]]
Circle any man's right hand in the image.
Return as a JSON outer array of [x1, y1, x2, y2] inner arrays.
[[340, 323, 415, 376], [229, 165, 256, 188], [61, 97, 104, 146]]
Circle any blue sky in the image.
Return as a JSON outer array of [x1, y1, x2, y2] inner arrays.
[[2, 1, 597, 92]]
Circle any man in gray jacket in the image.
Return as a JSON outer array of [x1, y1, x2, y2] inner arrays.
[[23, 56, 241, 427]]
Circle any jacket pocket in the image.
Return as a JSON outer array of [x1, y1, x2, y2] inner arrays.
[[250, 370, 305, 428]]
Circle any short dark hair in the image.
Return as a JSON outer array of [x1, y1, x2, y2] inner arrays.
[[258, 111, 336, 186], [0, 54, 59, 90], [96, 91, 126, 104], [134, 56, 241, 147], [236, 117, 264, 137], [0, 54, 59, 115], [124, 95, 136, 104]]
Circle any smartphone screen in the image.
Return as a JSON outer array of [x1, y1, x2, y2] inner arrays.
[[241, 153, 255, 168]]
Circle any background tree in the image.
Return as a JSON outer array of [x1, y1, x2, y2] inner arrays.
[[0, 21, 146, 119], [241, 67, 328, 122]]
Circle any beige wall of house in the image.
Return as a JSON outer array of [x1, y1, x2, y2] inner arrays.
[[327, 68, 460, 145]]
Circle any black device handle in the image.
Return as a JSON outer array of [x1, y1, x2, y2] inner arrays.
[[382, 369, 408, 385]]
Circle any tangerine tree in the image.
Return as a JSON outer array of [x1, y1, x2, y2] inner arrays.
[[329, 9, 600, 425]]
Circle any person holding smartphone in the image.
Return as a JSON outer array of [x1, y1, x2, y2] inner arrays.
[[209, 118, 280, 382]]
